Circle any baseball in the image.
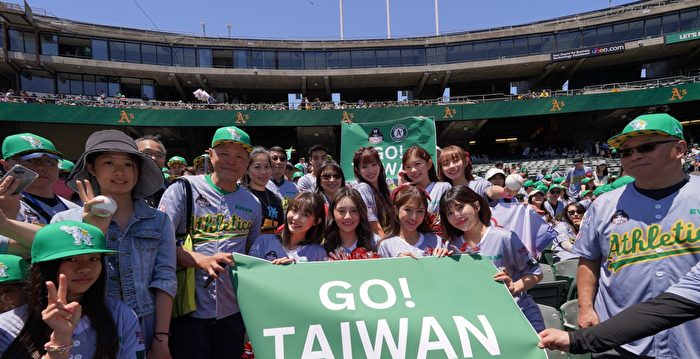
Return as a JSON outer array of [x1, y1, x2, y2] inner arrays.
[[505, 174, 523, 191], [90, 195, 117, 217]]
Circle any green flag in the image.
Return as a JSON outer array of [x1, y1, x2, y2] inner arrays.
[[340, 116, 437, 183], [231, 254, 547, 358]]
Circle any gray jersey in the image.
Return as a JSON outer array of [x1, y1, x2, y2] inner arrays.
[[666, 260, 700, 304], [0, 299, 145, 358], [544, 200, 565, 220], [425, 181, 451, 214], [296, 173, 317, 193], [447, 226, 544, 331], [249, 234, 327, 262], [573, 176, 700, 357], [467, 179, 493, 202], [552, 221, 579, 262], [355, 182, 379, 222], [377, 233, 443, 258], [267, 179, 299, 201], [159, 175, 262, 319]]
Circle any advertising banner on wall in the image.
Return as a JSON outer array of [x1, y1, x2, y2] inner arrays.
[[231, 254, 547, 359], [551, 43, 625, 62], [340, 116, 437, 182]]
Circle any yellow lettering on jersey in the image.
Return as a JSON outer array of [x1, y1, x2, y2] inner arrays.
[[607, 220, 700, 272], [668, 87, 687, 101], [190, 213, 253, 242]]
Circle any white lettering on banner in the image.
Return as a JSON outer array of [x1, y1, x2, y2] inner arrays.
[[384, 162, 399, 176], [263, 327, 296, 359], [319, 278, 414, 311], [375, 145, 405, 177], [262, 315, 501, 358]]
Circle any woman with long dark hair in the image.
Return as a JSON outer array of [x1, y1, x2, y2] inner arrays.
[[400, 145, 450, 215], [437, 145, 504, 202], [323, 188, 378, 255], [0, 221, 143, 358], [552, 203, 585, 263], [352, 147, 392, 236], [243, 147, 284, 234]]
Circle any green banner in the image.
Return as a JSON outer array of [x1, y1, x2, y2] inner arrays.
[[665, 28, 700, 44], [340, 116, 437, 182], [231, 254, 546, 359]]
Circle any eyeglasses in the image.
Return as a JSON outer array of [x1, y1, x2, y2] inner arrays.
[[567, 210, 584, 216], [619, 140, 678, 158], [18, 157, 59, 167], [321, 173, 341, 180], [141, 150, 166, 160]]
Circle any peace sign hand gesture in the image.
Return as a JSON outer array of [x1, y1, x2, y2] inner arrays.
[[77, 180, 113, 235], [42, 274, 82, 345]]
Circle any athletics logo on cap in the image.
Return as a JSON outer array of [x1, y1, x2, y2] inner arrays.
[[60, 225, 94, 246], [390, 124, 408, 142], [20, 135, 44, 149], [227, 127, 242, 141], [629, 119, 647, 131], [0, 263, 8, 278]]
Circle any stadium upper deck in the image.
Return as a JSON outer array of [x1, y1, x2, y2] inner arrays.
[[1, 0, 700, 102]]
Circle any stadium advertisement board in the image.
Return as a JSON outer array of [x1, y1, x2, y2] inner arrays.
[[340, 116, 436, 183], [231, 253, 547, 359], [665, 28, 700, 44], [551, 43, 625, 62]]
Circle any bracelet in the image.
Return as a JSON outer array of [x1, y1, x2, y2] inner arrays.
[[44, 341, 73, 354], [153, 332, 170, 342]]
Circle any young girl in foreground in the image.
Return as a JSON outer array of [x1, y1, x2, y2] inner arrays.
[[249, 192, 327, 263], [439, 185, 545, 331], [323, 188, 380, 255], [0, 221, 144, 358], [377, 185, 449, 258]]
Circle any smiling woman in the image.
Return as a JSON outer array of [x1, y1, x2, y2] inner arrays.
[[243, 147, 284, 234]]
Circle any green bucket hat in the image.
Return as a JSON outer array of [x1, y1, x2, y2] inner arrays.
[[58, 159, 75, 173], [553, 177, 565, 184], [211, 126, 252, 153], [31, 221, 116, 264], [0, 254, 29, 283], [608, 113, 684, 149], [611, 175, 635, 189], [523, 180, 534, 188], [2, 133, 63, 160], [167, 156, 188, 167]]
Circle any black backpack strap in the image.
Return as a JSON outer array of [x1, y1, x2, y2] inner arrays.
[[175, 178, 193, 237]]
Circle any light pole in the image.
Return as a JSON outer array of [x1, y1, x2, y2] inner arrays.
[[200, 21, 206, 37], [339, 0, 344, 40], [227, 23, 232, 38], [434, 0, 440, 36], [386, 0, 391, 39]]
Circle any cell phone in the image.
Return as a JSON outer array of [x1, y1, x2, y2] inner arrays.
[[1, 164, 38, 195]]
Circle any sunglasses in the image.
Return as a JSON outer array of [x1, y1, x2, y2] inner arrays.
[[619, 140, 678, 158], [321, 173, 341, 180], [567, 210, 584, 216]]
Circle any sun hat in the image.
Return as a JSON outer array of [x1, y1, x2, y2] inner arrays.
[[66, 130, 164, 199], [2, 133, 62, 160], [211, 126, 252, 152], [608, 113, 684, 149], [167, 156, 188, 167], [485, 168, 506, 181], [0, 254, 29, 283], [31, 221, 116, 264], [58, 159, 75, 173], [610, 175, 635, 189]]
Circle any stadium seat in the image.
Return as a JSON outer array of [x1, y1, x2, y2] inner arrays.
[[560, 299, 579, 331], [540, 264, 556, 282], [538, 304, 569, 359], [554, 259, 578, 298], [529, 279, 568, 308]]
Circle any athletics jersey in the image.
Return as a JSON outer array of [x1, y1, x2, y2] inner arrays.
[[0, 299, 145, 358], [425, 181, 451, 214], [544, 200, 565, 220], [467, 179, 493, 203], [564, 166, 592, 199], [667, 260, 700, 304], [573, 176, 700, 358], [159, 174, 262, 319], [249, 234, 327, 262], [377, 233, 443, 258], [447, 226, 544, 331]]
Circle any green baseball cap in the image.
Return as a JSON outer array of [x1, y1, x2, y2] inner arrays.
[[551, 165, 559, 171], [553, 177, 565, 184], [581, 177, 593, 184], [611, 175, 635, 189], [2, 133, 62, 160], [529, 185, 548, 198], [608, 113, 684, 149], [593, 185, 613, 197], [548, 184, 564, 192], [580, 189, 592, 198], [294, 163, 305, 172], [523, 180, 534, 188], [0, 254, 29, 283], [167, 156, 188, 167], [543, 174, 552, 180], [533, 181, 543, 188], [31, 221, 116, 264], [58, 159, 75, 172], [292, 171, 303, 180], [161, 167, 169, 173], [211, 126, 252, 152]]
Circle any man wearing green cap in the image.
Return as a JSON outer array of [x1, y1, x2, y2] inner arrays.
[[158, 125, 261, 358], [0, 133, 78, 228], [573, 113, 700, 358], [167, 156, 188, 179]]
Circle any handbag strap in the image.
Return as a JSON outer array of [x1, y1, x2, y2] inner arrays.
[[175, 177, 193, 237]]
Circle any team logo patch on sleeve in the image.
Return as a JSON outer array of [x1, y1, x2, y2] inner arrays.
[[610, 210, 629, 225], [195, 194, 211, 207]]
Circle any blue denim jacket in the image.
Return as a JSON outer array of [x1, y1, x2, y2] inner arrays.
[[52, 200, 177, 317]]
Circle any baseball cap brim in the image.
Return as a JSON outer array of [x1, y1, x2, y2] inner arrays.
[[33, 248, 116, 264], [608, 130, 678, 149], [212, 140, 253, 153], [19, 152, 60, 161]]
